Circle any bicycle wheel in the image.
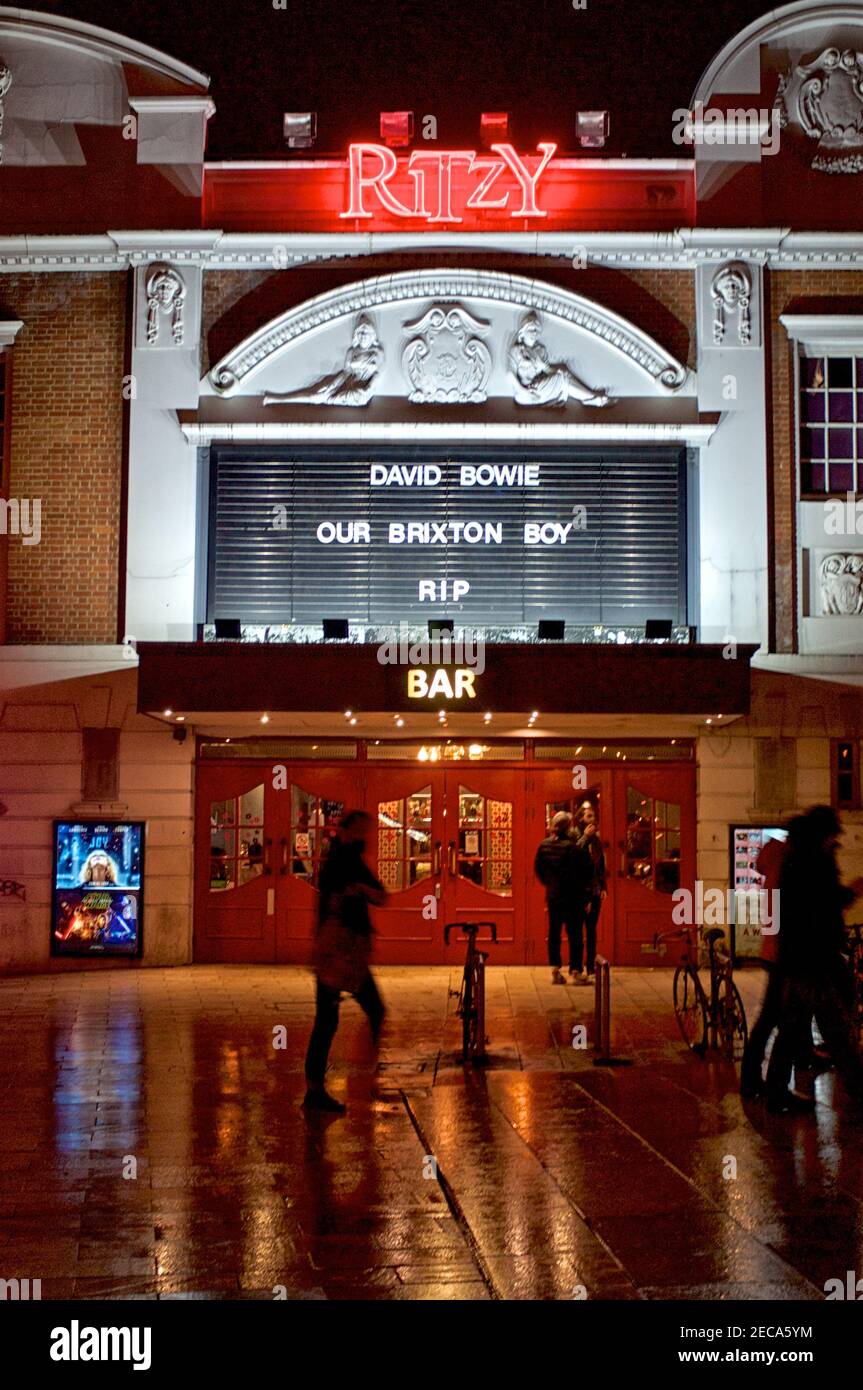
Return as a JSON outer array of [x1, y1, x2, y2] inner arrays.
[[717, 977, 748, 1063], [465, 961, 484, 1060], [461, 961, 473, 1060], [673, 965, 708, 1055]]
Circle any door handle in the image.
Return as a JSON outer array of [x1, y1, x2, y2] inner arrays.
[[262, 837, 273, 876], [448, 840, 457, 876], [433, 840, 441, 876], [279, 837, 289, 875]]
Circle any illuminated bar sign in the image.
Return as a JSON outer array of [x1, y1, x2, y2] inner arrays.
[[342, 142, 557, 222]]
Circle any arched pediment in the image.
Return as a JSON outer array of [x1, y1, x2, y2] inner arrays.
[[692, 0, 863, 105], [206, 268, 691, 408]]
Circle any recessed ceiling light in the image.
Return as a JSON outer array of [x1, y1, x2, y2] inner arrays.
[[261, 714, 270, 724], [163, 709, 173, 717]]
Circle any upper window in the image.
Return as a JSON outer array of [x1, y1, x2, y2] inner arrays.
[[799, 355, 863, 495]]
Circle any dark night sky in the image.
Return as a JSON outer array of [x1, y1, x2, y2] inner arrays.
[[46, 0, 778, 158]]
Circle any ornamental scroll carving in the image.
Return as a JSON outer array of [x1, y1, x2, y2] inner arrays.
[[821, 553, 863, 615], [711, 263, 752, 346], [775, 47, 863, 174], [401, 305, 492, 404]]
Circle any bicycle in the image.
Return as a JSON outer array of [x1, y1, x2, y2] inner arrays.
[[845, 922, 863, 1046], [654, 925, 748, 1062], [444, 920, 497, 1063]]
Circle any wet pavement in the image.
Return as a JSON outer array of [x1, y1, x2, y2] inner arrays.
[[0, 964, 861, 1300]]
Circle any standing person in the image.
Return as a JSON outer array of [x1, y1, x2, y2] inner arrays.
[[765, 806, 863, 1115], [740, 823, 795, 1099], [574, 802, 607, 984], [303, 810, 386, 1114], [534, 812, 591, 984]]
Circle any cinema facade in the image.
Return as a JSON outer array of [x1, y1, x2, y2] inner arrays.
[[1, 0, 863, 974]]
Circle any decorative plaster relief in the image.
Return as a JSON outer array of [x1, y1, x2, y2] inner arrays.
[[263, 315, 383, 407], [775, 47, 863, 174], [509, 312, 611, 408], [821, 552, 863, 614], [402, 305, 491, 404]]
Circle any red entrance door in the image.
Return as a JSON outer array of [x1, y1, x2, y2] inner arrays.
[[440, 769, 525, 966], [528, 768, 615, 967], [195, 763, 276, 964], [195, 761, 361, 964], [366, 766, 526, 965], [275, 766, 363, 963], [610, 766, 695, 965]]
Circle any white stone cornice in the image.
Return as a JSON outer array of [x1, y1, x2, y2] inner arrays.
[[181, 419, 719, 446], [128, 97, 216, 119], [2, 229, 863, 272], [780, 314, 863, 349], [0, 319, 23, 345]]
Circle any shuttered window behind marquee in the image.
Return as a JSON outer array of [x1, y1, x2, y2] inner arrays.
[[207, 445, 688, 627]]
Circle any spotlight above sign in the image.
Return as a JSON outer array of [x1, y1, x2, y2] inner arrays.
[[576, 111, 610, 149]]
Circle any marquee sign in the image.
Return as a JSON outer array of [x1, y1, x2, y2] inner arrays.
[[342, 142, 557, 222]]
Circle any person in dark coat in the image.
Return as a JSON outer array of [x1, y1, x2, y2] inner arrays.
[[574, 803, 607, 982], [303, 810, 386, 1113], [765, 806, 863, 1115], [534, 811, 592, 984]]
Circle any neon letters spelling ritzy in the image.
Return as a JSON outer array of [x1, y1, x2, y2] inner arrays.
[[342, 142, 557, 222]]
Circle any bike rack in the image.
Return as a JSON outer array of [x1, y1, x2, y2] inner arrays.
[[593, 957, 633, 1068]]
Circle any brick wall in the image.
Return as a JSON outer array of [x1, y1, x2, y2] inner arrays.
[[202, 259, 695, 373], [768, 270, 863, 654], [0, 274, 127, 644]]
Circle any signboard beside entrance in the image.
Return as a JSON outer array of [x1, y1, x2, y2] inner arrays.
[[52, 821, 144, 958]]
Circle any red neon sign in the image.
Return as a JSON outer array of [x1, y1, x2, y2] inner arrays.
[[342, 141, 558, 222]]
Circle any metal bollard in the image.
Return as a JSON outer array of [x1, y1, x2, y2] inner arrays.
[[592, 956, 633, 1068]]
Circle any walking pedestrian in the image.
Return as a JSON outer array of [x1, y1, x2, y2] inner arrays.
[[765, 806, 863, 1115], [574, 802, 607, 983], [534, 811, 592, 984], [303, 810, 386, 1113]]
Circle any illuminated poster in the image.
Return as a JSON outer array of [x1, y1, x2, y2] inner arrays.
[[52, 821, 144, 958], [728, 824, 786, 959]]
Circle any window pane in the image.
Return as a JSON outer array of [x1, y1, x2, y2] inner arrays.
[[802, 392, 825, 422], [803, 357, 825, 389], [239, 785, 264, 826], [828, 462, 855, 492], [803, 462, 826, 492], [828, 358, 854, 388], [828, 428, 854, 459], [829, 393, 854, 423]]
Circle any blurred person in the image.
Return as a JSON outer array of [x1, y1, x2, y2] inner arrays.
[[574, 802, 607, 983], [534, 811, 592, 984], [765, 806, 863, 1115], [303, 810, 386, 1114], [740, 822, 798, 1099]]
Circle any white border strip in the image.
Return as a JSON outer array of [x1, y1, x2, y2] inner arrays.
[[181, 420, 719, 444]]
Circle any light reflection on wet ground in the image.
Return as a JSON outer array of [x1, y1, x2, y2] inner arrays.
[[0, 965, 857, 1300]]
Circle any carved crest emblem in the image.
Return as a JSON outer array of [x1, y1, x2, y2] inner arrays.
[[402, 305, 492, 404], [821, 553, 863, 614], [775, 47, 863, 174]]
